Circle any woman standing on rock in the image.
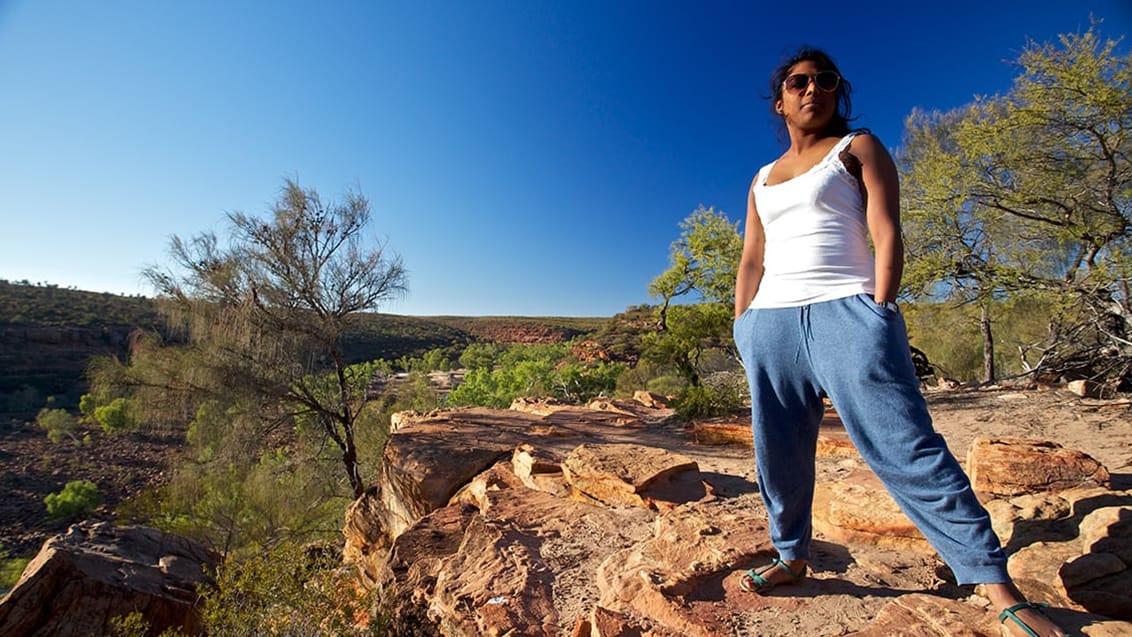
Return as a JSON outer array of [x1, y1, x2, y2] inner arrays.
[[731, 47, 1063, 637]]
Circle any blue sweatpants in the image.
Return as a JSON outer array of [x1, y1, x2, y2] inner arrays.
[[733, 293, 1009, 585]]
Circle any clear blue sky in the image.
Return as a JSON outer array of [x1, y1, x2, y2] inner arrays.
[[1, 1, 1128, 316]]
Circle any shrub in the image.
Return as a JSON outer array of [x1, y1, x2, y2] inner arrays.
[[199, 542, 387, 635], [0, 543, 32, 590], [44, 479, 101, 521], [36, 406, 77, 444], [673, 376, 746, 420], [93, 398, 136, 434]]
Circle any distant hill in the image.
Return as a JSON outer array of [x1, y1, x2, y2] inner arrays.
[[0, 281, 611, 419]]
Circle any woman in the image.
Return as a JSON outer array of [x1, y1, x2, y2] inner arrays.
[[732, 47, 1063, 637]]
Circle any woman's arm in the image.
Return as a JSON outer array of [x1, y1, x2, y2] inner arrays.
[[852, 134, 903, 304], [734, 176, 766, 318]]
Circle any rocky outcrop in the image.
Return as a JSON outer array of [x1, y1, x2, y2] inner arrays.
[[342, 398, 677, 587], [0, 522, 218, 636], [345, 401, 1132, 636], [985, 487, 1132, 621]]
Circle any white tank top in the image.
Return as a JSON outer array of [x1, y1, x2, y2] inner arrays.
[[749, 133, 875, 309]]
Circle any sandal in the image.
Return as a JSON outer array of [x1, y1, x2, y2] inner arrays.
[[998, 601, 1050, 637], [739, 557, 807, 595]]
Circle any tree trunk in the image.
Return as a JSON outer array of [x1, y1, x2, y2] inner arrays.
[[344, 441, 364, 499], [981, 304, 996, 384]]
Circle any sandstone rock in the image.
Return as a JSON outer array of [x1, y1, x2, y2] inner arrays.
[[847, 593, 999, 636], [816, 421, 858, 458], [633, 390, 669, 409], [346, 401, 1132, 635], [586, 398, 639, 420], [1008, 540, 1081, 608], [690, 412, 853, 458], [562, 444, 699, 509], [596, 503, 776, 637], [344, 408, 544, 568], [967, 438, 1111, 496], [1078, 505, 1132, 564], [0, 522, 218, 637], [1064, 505, 1132, 620], [511, 396, 566, 416], [512, 444, 569, 496], [344, 405, 676, 592], [378, 461, 651, 637], [982, 487, 1131, 550], [572, 605, 682, 637], [690, 420, 752, 446], [813, 468, 931, 551]]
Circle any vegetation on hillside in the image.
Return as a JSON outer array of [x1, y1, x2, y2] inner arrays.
[[0, 280, 160, 328]]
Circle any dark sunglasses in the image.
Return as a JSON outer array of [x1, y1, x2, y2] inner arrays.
[[782, 71, 840, 94]]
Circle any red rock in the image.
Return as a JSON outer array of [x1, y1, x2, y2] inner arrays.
[[813, 469, 931, 551], [966, 438, 1110, 496], [0, 522, 218, 637], [562, 444, 698, 509], [378, 461, 646, 637], [1064, 505, 1132, 620], [596, 503, 776, 637], [690, 411, 855, 458], [847, 593, 999, 636], [512, 444, 569, 496], [633, 390, 670, 409], [690, 421, 751, 446]]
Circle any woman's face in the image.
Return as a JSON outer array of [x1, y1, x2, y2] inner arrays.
[[775, 60, 837, 133]]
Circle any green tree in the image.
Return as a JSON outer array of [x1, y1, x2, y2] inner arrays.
[[646, 206, 743, 389], [95, 179, 408, 498], [901, 25, 1132, 389], [648, 206, 743, 330], [458, 342, 502, 370]]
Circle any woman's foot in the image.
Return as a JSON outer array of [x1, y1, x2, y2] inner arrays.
[[739, 558, 807, 594], [983, 582, 1064, 637]]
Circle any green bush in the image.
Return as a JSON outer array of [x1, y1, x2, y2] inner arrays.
[[0, 542, 32, 590], [458, 342, 502, 370], [646, 374, 687, 398], [199, 542, 386, 636], [36, 406, 77, 444], [44, 479, 101, 521], [673, 377, 746, 420], [93, 398, 136, 434]]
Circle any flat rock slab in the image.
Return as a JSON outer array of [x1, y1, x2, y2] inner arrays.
[[562, 443, 699, 509], [847, 593, 999, 636], [597, 502, 777, 637], [967, 437, 1111, 496], [813, 468, 930, 551], [690, 410, 856, 458]]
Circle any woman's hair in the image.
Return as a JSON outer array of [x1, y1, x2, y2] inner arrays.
[[769, 46, 855, 139]]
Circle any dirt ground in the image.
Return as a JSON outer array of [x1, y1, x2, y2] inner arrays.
[[0, 421, 182, 558]]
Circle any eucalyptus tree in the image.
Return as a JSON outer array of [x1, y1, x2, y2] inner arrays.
[[900, 26, 1131, 388]]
